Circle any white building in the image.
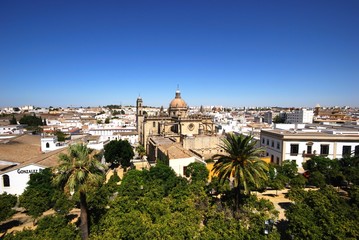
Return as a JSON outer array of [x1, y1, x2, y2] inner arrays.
[[1, 164, 46, 195], [113, 131, 138, 145], [0, 134, 68, 195], [286, 108, 314, 124], [157, 143, 206, 177], [169, 156, 205, 177], [41, 136, 67, 152], [260, 127, 359, 169], [20, 105, 34, 111], [0, 125, 24, 135], [60, 116, 83, 129], [88, 126, 137, 143], [148, 136, 206, 177], [0, 134, 108, 195]]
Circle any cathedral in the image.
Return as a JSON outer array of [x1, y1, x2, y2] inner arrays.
[[136, 89, 222, 163]]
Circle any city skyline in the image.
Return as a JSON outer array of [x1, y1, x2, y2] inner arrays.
[[1, 0, 359, 108]]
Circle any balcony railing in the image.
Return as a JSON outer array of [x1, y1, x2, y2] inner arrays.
[[303, 153, 316, 157], [302, 150, 317, 158]]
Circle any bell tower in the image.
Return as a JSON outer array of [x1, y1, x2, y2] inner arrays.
[[136, 96, 144, 145]]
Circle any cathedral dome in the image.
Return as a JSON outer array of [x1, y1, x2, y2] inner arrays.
[[169, 90, 187, 109]]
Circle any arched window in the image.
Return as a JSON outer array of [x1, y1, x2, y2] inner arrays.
[[46, 142, 50, 148], [3, 174, 10, 187]]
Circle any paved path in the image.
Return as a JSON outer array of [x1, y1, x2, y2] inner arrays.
[[256, 189, 292, 220]]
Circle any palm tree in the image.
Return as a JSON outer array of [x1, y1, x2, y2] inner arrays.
[[53, 144, 106, 240], [212, 133, 268, 211]]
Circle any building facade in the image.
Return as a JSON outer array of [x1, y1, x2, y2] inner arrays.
[[286, 108, 314, 124], [260, 128, 359, 168], [136, 89, 216, 151], [136, 89, 223, 176]]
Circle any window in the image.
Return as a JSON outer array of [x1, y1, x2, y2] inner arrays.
[[290, 144, 299, 156], [277, 142, 280, 149], [342, 146, 351, 157], [266, 139, 269, 145], [271, 141, 274, 148], [262, 138, 265, 144], [46, 142, 50, 148], [153, 121, 156, 128], [271, 155, 274, 163], [3, 175, 10, 187], [355, 146, 359, 157], [307, 145, 312, 154], [276, 157, 280, 164], [320, 145, 329, 155]]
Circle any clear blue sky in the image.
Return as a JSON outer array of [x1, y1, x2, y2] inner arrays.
[[1, 0, 358, 108]]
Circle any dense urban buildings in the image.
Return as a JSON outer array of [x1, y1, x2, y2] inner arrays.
[[2, 97, 359, 239]]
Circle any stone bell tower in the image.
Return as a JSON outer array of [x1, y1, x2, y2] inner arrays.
[[136, 96, 144, 145]]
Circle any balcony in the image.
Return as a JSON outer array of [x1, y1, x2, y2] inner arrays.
[[302, 150, 317, 158], [303, 153, 316, 158]]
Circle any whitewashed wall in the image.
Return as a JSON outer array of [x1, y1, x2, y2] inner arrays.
[[0, 165, 45, 195]]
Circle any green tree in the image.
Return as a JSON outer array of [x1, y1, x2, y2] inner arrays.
[[92, 166, 204, 240], [53, 144, 106, 240], [303, 156, 337, 175], [135, 144, 146, 159], [303, 156, 342, 186], [3, 215, 79, 240], [267, 164, 285, 195], [54, 130, 67, 142], [9, 115, 17, 125], [19, 114, 44, 134], [212, 133, 268, 211], [19, 169, 55, 221], [200, 195, 279, 239], [19, 114, 44, 127], [104, 140, 134, 169], [0, 192, 17, 222], [339, 156, 359, 185], [17, 169, 73, 223], [185, 162, 209, 183], [286, 186, 359, 239], [307, 171, 326, 188], [278, 160, 298, 179], [289, 174, 307, 188], [273, 115, 285, 123], [206, 176, 231, 196], [51, 190, 74, 216]]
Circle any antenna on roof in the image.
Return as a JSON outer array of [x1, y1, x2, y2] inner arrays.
[[177, 84, 179, 91]]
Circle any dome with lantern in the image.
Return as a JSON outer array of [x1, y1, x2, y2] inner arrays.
[[168, 89, 188, 117]]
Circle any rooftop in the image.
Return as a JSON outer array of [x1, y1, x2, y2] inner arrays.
[[158, 143, 195, 160], [0, 134, 68, 174], [0, 134, 42, 163], [262, 128, 359, 141]]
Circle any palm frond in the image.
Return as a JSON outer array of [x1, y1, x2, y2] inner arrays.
[[211, 133, 269, 196], [53, 143, 106, 196]]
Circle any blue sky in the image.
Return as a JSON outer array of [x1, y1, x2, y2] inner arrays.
[[1, 0, 358, 108]]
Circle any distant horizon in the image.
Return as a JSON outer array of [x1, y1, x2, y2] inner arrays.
[[1, 98, 357, 110], [1, 1, 358, 108]]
